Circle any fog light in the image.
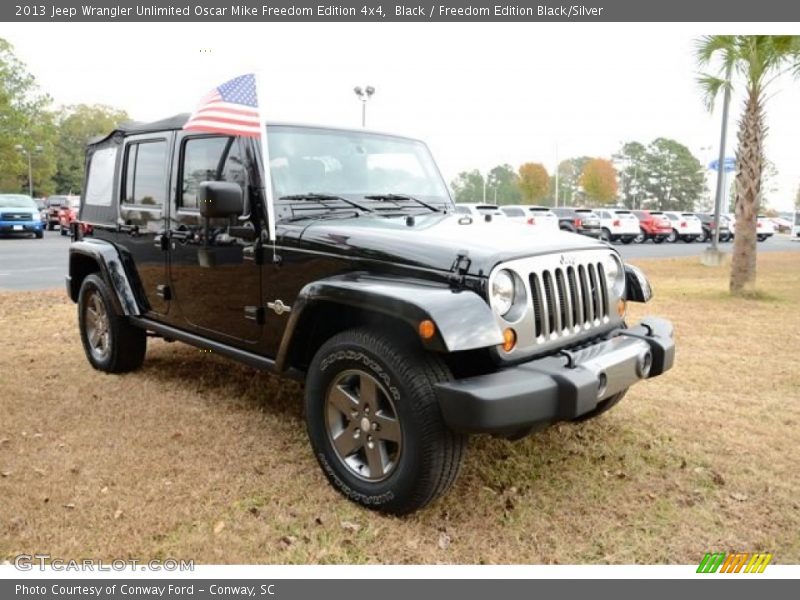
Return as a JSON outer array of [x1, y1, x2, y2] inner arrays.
[[616, 298, 627, 317], [418, 319, 436, 340], [502, 328, 517, 352]]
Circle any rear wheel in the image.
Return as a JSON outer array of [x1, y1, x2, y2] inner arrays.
[[600, 228, 612, 242], [697, 229, 708, 243], [653, 236, 665, 244], [666, 229, 678, 243], [305, 328, 466, 514], [757, 235, 767, 242], [633, 229, 646, 244], [78, 274, 146, 373], [620, 236, 635, 244]]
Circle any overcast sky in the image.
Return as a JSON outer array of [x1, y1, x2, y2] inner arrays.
[[3, 22, 799, 210]]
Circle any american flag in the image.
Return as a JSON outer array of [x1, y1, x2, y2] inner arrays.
[[183, 74, 261, 137]]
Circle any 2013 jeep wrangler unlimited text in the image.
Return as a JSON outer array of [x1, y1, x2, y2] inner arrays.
[[67, 115, 675, 514]]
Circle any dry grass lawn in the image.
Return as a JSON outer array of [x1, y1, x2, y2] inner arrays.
[[1, 252, 799, 565]]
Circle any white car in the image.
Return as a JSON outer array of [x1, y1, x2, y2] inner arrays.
[[756, 215, 775, 242], [499, 205, 560, 231], [454, 203, 507, 222], [658, 211, 703, 243], [726, 213, 775, 242], [594, 208, 641, 244]]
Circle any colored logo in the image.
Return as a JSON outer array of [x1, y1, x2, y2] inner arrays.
[[697, 552, 772, 573]]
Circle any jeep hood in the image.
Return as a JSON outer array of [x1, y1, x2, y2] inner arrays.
[[286, 213, 610, 276]]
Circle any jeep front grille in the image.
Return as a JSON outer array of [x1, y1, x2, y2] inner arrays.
[[529, 262, 608, 339], [489, 250, 623, 360]]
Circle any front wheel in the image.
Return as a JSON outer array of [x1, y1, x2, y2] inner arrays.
[[600, 228, 612, 242], [666, 229, 678, 243], [78, 274, 147, 373], [757, 235, 768, 242], [633, 229, 646, 244], [305, 328, 466, 514], [653, 236, 666, 244], [620, 236, 635, 245]]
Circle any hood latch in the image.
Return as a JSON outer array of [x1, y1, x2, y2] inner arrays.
[[449, 251, 471, 287]]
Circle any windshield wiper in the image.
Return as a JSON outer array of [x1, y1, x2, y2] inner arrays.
[[283, 210, 361, 223], [363, 193, 441, 213], [279, 193, 371, 213]]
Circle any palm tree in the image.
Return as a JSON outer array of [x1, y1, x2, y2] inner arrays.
[[696, 35, 800, 294]]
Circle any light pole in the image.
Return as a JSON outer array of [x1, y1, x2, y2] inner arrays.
[[702, 61, 733, 267], [15, 144, 43, 197], [353, 86, 375, 128]]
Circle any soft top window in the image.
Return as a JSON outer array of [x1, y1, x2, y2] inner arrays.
[[85, 147, 119, 208]]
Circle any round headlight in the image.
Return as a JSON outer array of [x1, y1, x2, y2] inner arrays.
[[491, 269, 515, 316], [604, 254, 625, 296]]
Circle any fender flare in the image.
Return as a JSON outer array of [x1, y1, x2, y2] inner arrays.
[[275, 273, 503, 372], [67, 239, 141, 316]]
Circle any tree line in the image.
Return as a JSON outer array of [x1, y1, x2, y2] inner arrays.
[[0, 38, 129, 197], [451, 137, 710, 212]]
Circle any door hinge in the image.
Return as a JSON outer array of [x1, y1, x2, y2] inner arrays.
[[156, 284, 172, 300], [244, 305, 265, 324]]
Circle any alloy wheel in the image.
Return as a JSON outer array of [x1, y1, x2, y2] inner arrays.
[[325, 369, 402, 481]]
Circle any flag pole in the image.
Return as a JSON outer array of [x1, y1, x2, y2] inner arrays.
[[255, 72, 277, 246]]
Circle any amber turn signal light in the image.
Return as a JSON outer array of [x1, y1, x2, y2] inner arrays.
[[502, 328, 517, 352], [418, 319, 436, 340]]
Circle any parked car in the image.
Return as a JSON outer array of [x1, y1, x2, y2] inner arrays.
[[594, 208, 640, 244], [499, 205, 560, 231], [725, 213, 775, 242], [46, 194, 79, 230], [58, 195, 81, 236], [656, 211, 703, 243], [454, 203, 507, 222], [67, 116, 674, 514], [551, 207, 602, 238], [0, 194, 44, 239], [631, 210, 671, 244], [766, 217, 792, 233], [756, 215, 775, 242], [792, 211, 800, 240], [34, 198, 48, 226], [696, 213, 731, 243]]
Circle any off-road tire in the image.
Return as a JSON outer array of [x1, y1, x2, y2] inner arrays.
[[304, 328, 466, 514], [78, 274, 146, 373]]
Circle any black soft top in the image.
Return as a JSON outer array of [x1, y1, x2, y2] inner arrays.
[[88, 113, 191, 146]]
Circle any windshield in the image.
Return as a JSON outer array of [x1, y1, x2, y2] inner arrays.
[[267, 126, 451, 208], [0, 195, 36, 209]]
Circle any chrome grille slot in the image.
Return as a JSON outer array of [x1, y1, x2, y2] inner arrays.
[[555, 268, 570, 331], [542, 270, 556, 335], [529, 273, 543, 338]]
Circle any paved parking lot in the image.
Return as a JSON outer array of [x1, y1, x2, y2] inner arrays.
[[0, 229, 797, 292]]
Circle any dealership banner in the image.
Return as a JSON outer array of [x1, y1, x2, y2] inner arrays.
[[3, 579, 798, 599], [4, 0, 800, 22]]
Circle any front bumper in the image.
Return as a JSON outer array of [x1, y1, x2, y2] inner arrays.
[[435, 317, 675, 434], [0, 220, 43, 233]]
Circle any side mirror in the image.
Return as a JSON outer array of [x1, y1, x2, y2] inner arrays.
[[198, 181, 243, 218]]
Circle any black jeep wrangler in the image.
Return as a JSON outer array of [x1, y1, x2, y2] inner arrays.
[[67, 115, 674, 514]]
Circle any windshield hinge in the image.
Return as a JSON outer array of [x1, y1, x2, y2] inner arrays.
[[449, 252, 471, 287]]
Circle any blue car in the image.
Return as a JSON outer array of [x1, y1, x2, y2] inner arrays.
[[0, 194, 44, 239]]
